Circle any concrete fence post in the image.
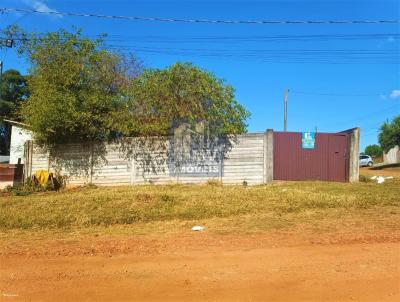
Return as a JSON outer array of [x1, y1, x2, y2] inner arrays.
[[89, 141, 94, 184], [264, 129, 274, 183], [23, 140, 33, 181], [348, 127, 360, 183], [130, 157, 136, 185]]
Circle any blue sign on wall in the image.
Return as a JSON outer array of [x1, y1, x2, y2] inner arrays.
[[302, 132, 316, 149]]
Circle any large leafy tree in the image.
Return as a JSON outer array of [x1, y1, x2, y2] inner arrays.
[[364, 144, 382, 158], [117, 62, 250, 137], [115, 62, 250, 175], [4, 27, 137, 147], [379, 116, 400, 153], [0, 69, 30, 154], [0, 69, 29, 119], [2, 27, 250, 175]]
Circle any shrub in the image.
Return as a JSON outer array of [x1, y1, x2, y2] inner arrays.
[[3, 173, 67, 196], [207, 179, 222, 186], [2, 185, 13, 193], [359, 174, 372, 183]]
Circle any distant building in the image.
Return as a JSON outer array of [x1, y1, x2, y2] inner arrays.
[[383, 145, 400, 164], [4, 120, 33, 164]]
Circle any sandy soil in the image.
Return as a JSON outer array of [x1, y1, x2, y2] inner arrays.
[[360, 166, 400, 178], [1, 233, 399, 302]]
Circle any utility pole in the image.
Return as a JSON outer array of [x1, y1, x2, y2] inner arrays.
[[283, 88, 289, 132]]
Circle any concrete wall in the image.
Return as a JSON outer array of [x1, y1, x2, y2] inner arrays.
[[383, 146, 400, 164], [10, 125, 33, 164], [24, 129, 359, 186], [27, 133, 268, 186]]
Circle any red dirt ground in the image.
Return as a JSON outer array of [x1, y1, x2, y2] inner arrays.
[[360, 166, 400, 178], [1, 232, 399, 301]]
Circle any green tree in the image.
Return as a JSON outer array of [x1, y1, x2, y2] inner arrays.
[[115, 62, 250, 175], [0, 69, 29, 119], [364, 144, 382, 158], [0, 69, 29, 154], [8, 28, 136, 147], [2, 26, 250, 175], [117, 62, 250, 137], [379, 116, 400, 153]]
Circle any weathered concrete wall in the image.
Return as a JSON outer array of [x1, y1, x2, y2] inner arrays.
[[383, 145, 400, 164], [28, 133, 269, 186]]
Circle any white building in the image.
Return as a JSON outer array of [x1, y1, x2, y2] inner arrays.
[[4, 120, 33, 164]]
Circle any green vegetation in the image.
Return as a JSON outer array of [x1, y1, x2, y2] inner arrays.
[[1, 181, 399, 231], [2, 174, 66, 196], [117, 62, 250, 137], [15, 29, 132, 146], [2, 26, 249, 151], [379, 115, 400, 153], [0, 69, 30, 154], [364, 144, 383, 159]]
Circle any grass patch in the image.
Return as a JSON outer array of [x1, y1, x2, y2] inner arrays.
[[0, 180, 399, 231]]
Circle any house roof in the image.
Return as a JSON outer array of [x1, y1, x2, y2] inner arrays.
[[3, 119, 30, 128]]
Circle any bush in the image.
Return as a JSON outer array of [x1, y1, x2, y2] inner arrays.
[[364, 144, 383, 159], [2, 185, 13, 193], [2, 173, 67, 196], [207, 179, 222, 186], [359, 174, 372, 183]]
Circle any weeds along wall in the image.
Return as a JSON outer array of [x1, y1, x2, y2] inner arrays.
[[24, 133, 271, 186]]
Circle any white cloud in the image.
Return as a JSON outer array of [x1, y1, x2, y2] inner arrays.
[[389, 90, 400, 99], [22, 0, 60, 15]]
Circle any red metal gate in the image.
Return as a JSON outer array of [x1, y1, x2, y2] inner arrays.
[[273, 132, 349, 182]]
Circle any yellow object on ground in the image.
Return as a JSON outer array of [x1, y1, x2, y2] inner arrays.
[[34, 170, 50, 186]]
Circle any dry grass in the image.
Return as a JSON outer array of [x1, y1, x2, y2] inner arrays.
[[1, 180, 399, 234]]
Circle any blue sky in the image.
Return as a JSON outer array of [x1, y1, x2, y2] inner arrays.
[[0, 0, 399, 150]]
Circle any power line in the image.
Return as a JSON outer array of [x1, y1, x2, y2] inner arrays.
[[2, 41, 397, 65], [291, 90, 388, 96], [3, 37, 397, 62], [1, 7, 399, 25], [8, 38, 398, 55], [7, 33, 400, 42]]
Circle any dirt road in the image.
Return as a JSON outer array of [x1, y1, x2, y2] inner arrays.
[[360, 166, 400, 178], [1, 234, 399, 302]]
